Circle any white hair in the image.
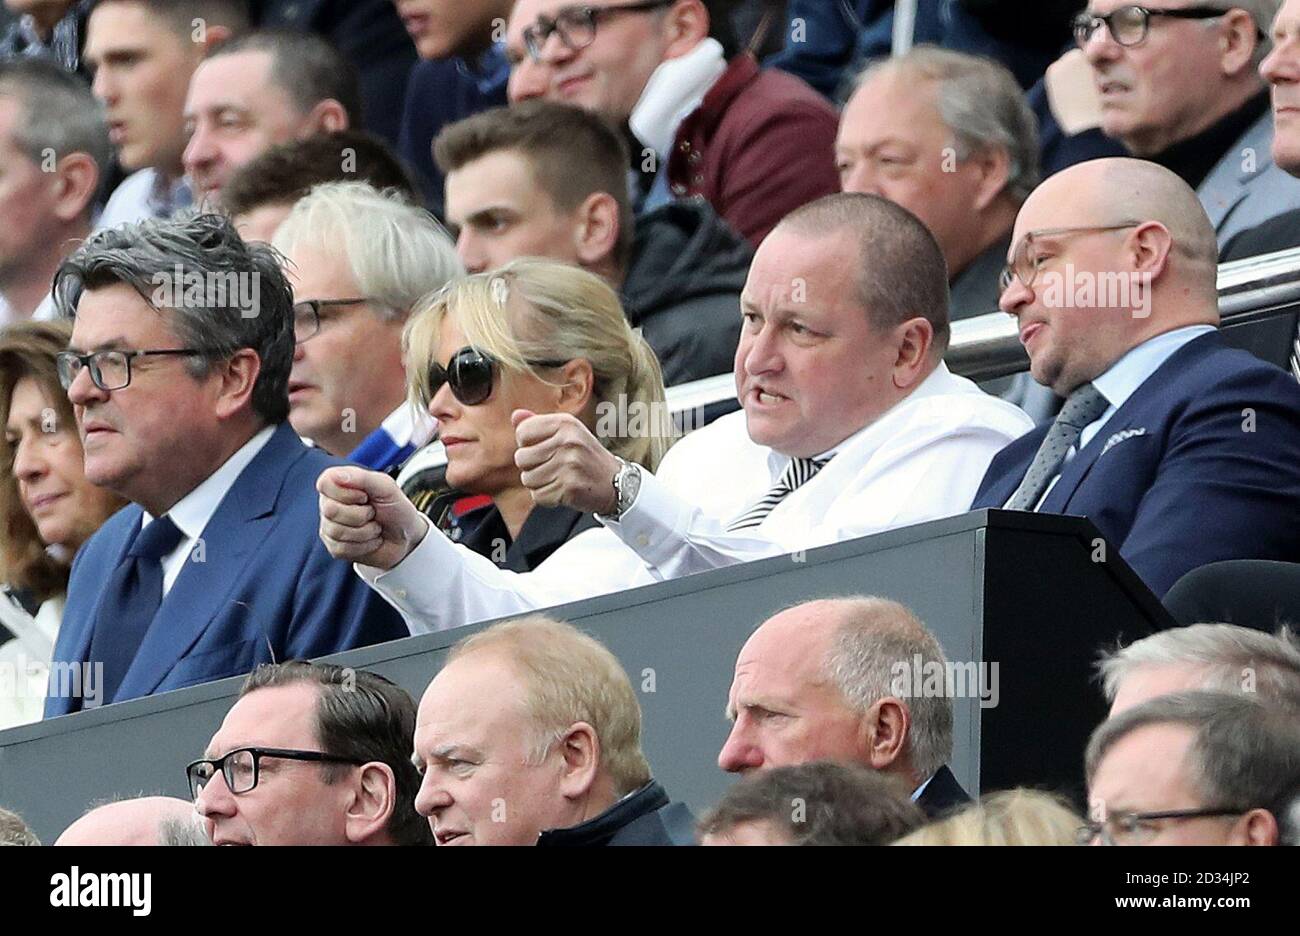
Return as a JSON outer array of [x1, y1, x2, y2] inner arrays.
[[272, 181, 463, 317], [1098, 623, 1300, 709]]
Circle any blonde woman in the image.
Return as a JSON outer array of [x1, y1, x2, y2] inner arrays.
[[893, 788, 1084, 846], [0, 322, 124, 727], [397, 258, 672, 572]]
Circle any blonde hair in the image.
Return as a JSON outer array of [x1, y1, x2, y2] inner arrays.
[[448, 615, 652, 796], [271, 180, 462, 315], [404, 258, 673, 470], [893, 789, 1083, 846]]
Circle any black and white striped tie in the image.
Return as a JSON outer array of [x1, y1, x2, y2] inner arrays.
[[1290, 315, 1300, 384], [727, 456, 832, 532]]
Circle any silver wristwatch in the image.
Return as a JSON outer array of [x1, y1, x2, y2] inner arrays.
[[602, 456, 642, 520]]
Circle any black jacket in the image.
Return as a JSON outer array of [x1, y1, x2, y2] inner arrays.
[[535, 781, 696, 846], [453, 503, 600, 573], [622, 199, 750, 386], [916, 764, 972, 819]]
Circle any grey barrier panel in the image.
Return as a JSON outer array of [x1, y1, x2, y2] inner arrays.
[[0, 510, 1164, 843]]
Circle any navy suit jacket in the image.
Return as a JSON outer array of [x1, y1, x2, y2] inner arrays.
[[972, 332, 1300, 597], [45, 422, 408, 716]]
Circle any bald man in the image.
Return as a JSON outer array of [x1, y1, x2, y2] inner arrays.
[[973, 157, 1300, 597], [55, 796, 207, 845], [718, 596, 970, 819]]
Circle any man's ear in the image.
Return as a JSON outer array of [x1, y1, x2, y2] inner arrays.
[[212, 348, 261, 421], [301, 98, 351, 136], [1235, 808, 1280, 846], [344, 762, 397, 844], [1127, 221, 1174, 280], [969, 145, 1012, 214], [556, 722, 602, 801], [1218, 9, 1261, 78], [52, 152, 100, 224], [661, 0, 711, 60], [574, 192, 621, 269], [859, 698, 911, 772], [194, 23, 233, 57], [891, 317, 935, 389]]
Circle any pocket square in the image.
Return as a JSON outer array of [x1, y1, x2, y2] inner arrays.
[[1101, 427, 1147, 455]]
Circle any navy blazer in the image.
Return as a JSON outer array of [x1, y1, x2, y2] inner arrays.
[[45, 422, 408, 716], [972, 332, 1300, 597]]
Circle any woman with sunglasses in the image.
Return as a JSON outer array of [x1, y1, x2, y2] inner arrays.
[[402, 258, 673, 571], [0, 322, 125, 728]]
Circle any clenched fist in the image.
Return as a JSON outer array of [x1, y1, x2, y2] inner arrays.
[[317, 467, 428, 571], [513, 409, 622, 515]]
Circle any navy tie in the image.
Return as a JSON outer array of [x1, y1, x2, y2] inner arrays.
[[86, 515, 185, 705]]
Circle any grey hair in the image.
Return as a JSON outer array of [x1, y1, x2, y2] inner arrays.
[[158, 816, 211, 846], [53, 213, 296, 424], [0, 806, 40, 846], [272, 181, 462, 318], [0, 59, 112, 207], [1085, 691, 1300, 817], [1097, 624, 1300, 710], [1280, 787, 1300, 846], [821, 596, 954, 783], [855, 46, 1041, 204]]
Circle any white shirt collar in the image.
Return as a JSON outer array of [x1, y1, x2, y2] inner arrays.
[[381, 402, 436, 450], [1091, 325, 1217, 413], [142, 424, 276, 539], [628, 38, 726, 158]]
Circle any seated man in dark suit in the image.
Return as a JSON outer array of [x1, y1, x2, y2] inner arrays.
[[412, 614, 694, 846], [190, 661, 431, 845], [972, 157, 1300, 597], [44, 213, 407, 716], [718, 596, 972, 820]]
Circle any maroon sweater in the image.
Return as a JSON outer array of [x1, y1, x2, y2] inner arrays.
[[666, 54, 840, 246]]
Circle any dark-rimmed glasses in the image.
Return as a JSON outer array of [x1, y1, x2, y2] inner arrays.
[[999, 223, 1142, 292], [1076, 806, 1248, 845], [420, 346, 569, 408], [520, 0, 677, 62], [1072, 5, 1235, 48], [186, 746, 365, 799], [56, 348, 221, 392], [293, 298, 382, 343]]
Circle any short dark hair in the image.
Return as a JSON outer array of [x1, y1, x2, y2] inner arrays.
[[205, 29, 362, 127], [52, 212, 295, 424], [698, 761, 926, 845], [89, 0, 252, 39], [434, 101, 635, 271], [1086, 691, 1300, 822], [779, 193, 952, 355], [221, 130, 420, 218], [240, 661, 433, 847]]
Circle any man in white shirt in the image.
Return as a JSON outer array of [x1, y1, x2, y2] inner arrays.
[[45, 212, 405, 716], [317, 192, 1034, 633], [85, 0, 248, 230], [973, 157, 1300, 597], [0, 59, 107, 325]]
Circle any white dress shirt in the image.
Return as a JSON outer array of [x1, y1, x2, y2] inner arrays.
[[1028, 325, 1217, 508], [142, 425, 275, 594], [359, 364, 1033, 634]]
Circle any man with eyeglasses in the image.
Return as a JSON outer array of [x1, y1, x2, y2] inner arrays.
[[191, 661, 431, 845], [1075, 1, 1300, 249], [503, 0, 839, 247], [971, 157, 1300, 597], [1083, 690, 1300, 845], [43, 212, 407, 716], [271, 181, 461, 470]]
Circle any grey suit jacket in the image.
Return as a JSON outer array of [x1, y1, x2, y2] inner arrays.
[[1199, 110, 1300, 249]]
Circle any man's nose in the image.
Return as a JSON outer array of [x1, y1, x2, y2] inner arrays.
[[65, 364, 106, 406], [717, 726, 764, 773]]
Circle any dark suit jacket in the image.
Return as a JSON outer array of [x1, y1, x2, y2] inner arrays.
[[535, 781, 696, 846], [916, 764, 971, 819], [45, 422, 408, 716], [972, 332, 1300, 597]]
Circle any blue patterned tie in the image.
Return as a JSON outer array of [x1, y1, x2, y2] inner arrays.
[[86, 515, 185, 704], [727, 456, 832, 532], [1006, 383, 1110, 511]]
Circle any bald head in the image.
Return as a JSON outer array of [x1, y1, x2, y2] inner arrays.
[[1001, 158, 1221, 395], [55, 796, 201, 846], [719, 596, 953, 787]]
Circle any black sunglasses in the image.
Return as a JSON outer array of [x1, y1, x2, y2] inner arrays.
[[423, 346, 569, 407]]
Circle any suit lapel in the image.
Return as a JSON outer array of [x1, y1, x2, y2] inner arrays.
[[60, 510, 140, 668], [115, 424, 304, 698]]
